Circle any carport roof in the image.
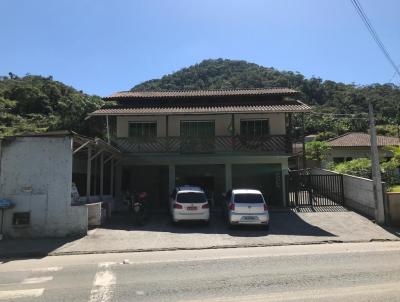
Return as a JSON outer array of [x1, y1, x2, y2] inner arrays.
[[1, 130, 122, 157]]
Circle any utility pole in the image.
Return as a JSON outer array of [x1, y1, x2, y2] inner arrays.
[[368, 101, 385, 224]]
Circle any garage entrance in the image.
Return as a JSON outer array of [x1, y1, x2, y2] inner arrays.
[[232, 164, 283, 207], [175, 165, 225, 209], [122, 165, 169, 212]]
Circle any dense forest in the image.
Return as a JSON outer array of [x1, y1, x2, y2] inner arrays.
[[0, 73, 104, 137], [1, 59, 400, 138], [134, 59, 400, 138]]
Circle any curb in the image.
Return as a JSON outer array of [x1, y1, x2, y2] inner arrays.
[[1, 238, 399, 260]]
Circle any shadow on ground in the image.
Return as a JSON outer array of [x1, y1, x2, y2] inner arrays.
[[0, 236, 82, 260], [102, 210, 335, 237]]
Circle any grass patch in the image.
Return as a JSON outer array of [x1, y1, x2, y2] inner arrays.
[[389, 185, 400, 192]]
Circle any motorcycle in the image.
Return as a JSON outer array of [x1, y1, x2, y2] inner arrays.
[[130, 191, 149, 225]]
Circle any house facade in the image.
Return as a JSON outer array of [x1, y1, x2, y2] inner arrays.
[[323, 132, 400, 167], [89, 88, 311, 210]]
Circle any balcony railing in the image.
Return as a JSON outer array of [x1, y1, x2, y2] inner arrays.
[[112, 135, 293, 155]]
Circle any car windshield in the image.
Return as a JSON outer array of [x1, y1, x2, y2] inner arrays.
[[234, 193, 264, 204], [177, 192, 207, 203]]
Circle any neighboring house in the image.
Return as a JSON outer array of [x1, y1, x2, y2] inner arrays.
[[89, 88, 311, 208], [323, 132, 400, 167]]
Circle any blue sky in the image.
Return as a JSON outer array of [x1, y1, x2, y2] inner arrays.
[[1, 0, 399, 96]]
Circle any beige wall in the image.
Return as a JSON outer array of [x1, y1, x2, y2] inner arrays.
[[323, 147, 393, 168], [116, 113, 286, 138]]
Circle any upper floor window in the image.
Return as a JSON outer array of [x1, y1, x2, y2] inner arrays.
[[180, 121, 215, 137], [128, 122, 157, 138], [240, 119, 270, 137]]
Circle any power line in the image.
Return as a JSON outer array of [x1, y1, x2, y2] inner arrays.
[[388, 67, 400, 83], [351, 0, 400, 79]]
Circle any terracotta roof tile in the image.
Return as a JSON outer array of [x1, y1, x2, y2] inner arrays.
[[90, 101, 311, 116], [327, 132, 400, 147], [105, 88, 298, 99]]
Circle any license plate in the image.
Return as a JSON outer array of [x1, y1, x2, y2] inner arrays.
[[241, 216, 257, 221], [187, 206, 197, 211]]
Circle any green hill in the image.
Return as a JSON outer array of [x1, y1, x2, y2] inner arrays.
[[2, 59, 399, 138], [0, 73, 104, 137], [133, 59, 400, 137]]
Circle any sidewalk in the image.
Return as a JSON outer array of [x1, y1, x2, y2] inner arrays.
[[1, 211, 399, 259]]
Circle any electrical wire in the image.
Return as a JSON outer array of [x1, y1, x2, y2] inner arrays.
[[350, 0, 400, 79]]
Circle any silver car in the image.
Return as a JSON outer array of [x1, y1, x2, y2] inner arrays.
[[225, 189, 269, 229]]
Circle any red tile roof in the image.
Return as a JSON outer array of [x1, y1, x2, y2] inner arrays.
[[327, 132, 400, 147], [105, 88, 298, 100], [90, 101, 311, 116]]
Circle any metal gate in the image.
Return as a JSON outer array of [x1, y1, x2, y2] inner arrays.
[[286, 170, 344, 207]]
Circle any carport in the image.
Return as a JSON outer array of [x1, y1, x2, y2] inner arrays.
[[72, 133, 122, 205]]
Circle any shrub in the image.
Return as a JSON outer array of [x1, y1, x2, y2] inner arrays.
[[305, 141, 331, 167], [333, 158, 371, 179], [315, 131, 337, 141], [332, 158, 399, 186]]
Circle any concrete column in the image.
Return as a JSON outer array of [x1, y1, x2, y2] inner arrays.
[[100, 152, 104, 199], [168, 164, 175, 194], [115, 163, 122, 202], [281, 159, 289, 207], [110, 158, 114, 197], [86, 146, 92, 202], [225, 163, 232, 192]]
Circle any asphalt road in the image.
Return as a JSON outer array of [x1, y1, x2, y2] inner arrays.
[[1, 242, 400, 302]]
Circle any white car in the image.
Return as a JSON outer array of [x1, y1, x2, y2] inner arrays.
[[225, 189, 269, 229], [170, 186, 210, 224]]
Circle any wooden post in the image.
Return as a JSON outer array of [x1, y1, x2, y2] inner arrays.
[[93, 155, 97, 196], [106, 115, 110, 143], [100, 152, 104, 199], [369, 101, 385, 224], [86, 146, 92, 203], [110, 158, 114, 197]]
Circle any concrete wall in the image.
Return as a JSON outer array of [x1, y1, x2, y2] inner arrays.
[[311, 168, 379, 218], [86, 202, 102, 227], [387, 192, 400, 227], [0, 137, 88, 238], [116, 113, 286, 138]]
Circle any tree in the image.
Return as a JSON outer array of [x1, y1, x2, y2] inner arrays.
[[305, 141, 331, 167], [0, 74, 104, 137]]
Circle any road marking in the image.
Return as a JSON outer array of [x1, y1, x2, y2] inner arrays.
[[180, 281, 400, 302], [22, 276, 53, 284], [98, 262, 116, 268], [0, 266, 63, 273], [33, 266, 63, 272], [0, 288, 44, 300], [88, 262, 116, 302]]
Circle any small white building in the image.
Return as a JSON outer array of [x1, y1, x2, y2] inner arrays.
[[0, 131, 120, 238]]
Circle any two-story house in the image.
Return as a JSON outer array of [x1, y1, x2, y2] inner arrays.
[[89, 88, 311, 210]]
